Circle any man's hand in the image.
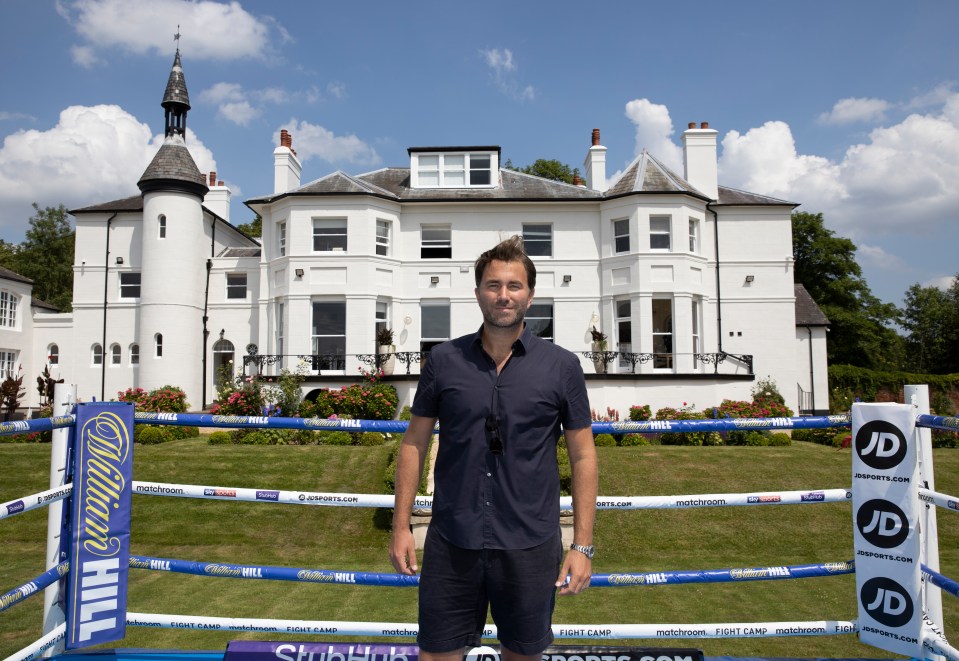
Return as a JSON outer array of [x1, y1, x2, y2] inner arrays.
[[555, 548, 591, 595], [390, 526, 419, 575]]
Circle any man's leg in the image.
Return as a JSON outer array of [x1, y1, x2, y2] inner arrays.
[[500, 646, 542, 661], [420, 650, 466, 661]]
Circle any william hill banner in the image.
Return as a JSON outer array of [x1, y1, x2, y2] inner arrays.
[[66, 402, 134, 650]]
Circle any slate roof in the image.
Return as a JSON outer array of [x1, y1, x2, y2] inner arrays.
[[247, 168, 602, 205], [162, 50, 191, 109], [219, 247, 262, 258], [605, 151, 707, 198], [716, 186, 797, 207], [138, 139, 208, 196], [70, 195, 144, 214], [794, 284, 830, 326], [0, 265, 32, 285], [31, 297, 60, 312]]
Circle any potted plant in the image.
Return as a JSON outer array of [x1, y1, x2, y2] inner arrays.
[[590, 326, 608, 374], [376, 327, 396, 375]]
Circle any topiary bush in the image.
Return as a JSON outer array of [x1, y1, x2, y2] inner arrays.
[[207, 431, 232, 445], [619, 434, 649, 447], [136, 427, 167, 445], [594, 433, 617, 447], [356, 431, 387, 446], [322, 431, 355, 446], [769, 432, 792, 446]]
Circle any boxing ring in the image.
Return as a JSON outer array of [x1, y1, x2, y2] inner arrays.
[[1, 384, 957, 661]]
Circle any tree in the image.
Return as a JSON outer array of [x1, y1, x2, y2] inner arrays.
[[791, 212, 903, 370], [504, 158, 580, 184], [900, 275, 959, 374], [0, 204, 75, 312], [236, 215, 262, 238]]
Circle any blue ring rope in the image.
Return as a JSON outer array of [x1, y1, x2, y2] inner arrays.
[[0, 562, 69, 613], [128, 554, 854, 588], [916, 414, 959, 434], [923, 563, 959, 599]]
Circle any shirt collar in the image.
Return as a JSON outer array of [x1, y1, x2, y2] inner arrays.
[[471, 324, 532, 355]]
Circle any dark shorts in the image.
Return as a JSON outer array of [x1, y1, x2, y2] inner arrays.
[[417, 527, 563, 655]]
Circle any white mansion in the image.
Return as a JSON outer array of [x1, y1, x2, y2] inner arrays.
[[3, 52, 829, 417]]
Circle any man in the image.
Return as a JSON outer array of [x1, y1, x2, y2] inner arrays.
[[390, 235, 598, 661]]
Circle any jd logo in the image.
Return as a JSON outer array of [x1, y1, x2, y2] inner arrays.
[[855, 421, 907, 470], [465, 646, 499, 661], [862, 577, 914, 627], [857, 499, 909, 548]]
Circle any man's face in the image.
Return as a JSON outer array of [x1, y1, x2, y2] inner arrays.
[[475, 259, 534, 330]]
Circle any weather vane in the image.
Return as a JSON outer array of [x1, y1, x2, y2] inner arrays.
[[174, 25, 181, 49]]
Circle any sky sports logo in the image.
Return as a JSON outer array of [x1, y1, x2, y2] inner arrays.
[[6, 500, 24, 515], [256, 490, 280, 501], [203, 488, 237, 497], [747, 495, 781, 503], [801, 491, 825, 501]]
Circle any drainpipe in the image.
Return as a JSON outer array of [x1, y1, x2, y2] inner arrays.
[[100, 212, 118, 401], [806, 325, 816, 414], [201, 214, 216, 410], [707, 203, 723, 352]]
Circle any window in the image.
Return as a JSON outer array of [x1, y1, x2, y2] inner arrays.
[[0, 291, 19, 328], [376, 219, 391, 256], [692, 297, 702, 367], [311, 301, 346, 370], [130, 344, 139, 365], [689, 218, 700, 253], [0, 349, 16, 378], [375, 300, 390, 344], [48, 344, 59, 365], [414, 151, 494, 188], [275, 302, 284, 357], [526, 302, 553, 341], [119, 272, 141, 299], [110, 344, 121, 366], [522, 224, 552, 257], [226, 273, 247, 300], [616, 299, 632, 368], [650, 215, 672, 251], [213, 339, 235, 387], [277, 221, 287, 257], [420, 301, 450, 355], [652, 298, 673, 369], [158, 214, 167, 239], [613, 219, 630, 254], [92, 344, 103, 366], [421, 226, 452, 259], [313, 218, 347, 252], [155, 333, 163, 358]]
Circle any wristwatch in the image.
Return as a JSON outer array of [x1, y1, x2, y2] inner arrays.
[[570, 543, 595, 559]]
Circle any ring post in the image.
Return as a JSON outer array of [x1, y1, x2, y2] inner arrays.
[[851, 402, 923, 659], [42, 383, 76, 657]]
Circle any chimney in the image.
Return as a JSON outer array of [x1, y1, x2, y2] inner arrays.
[[274, 129, 302, 194], [682, 121, 718, 200], [203, 171, 232, 223], [583, 128, 607, 193]]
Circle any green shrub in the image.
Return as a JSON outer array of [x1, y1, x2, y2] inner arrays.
[[933, 430, 959, 448], [628, 405, 652, 421], [619, 434, 649, 447], [322, 431, 355, 446], [557, 445, 571, 496], [136, 426, 167, 445], [743, 431, 770, 446], [357, 431, 387, 446], [769, 432, 792, 446], [594, 433, 617, 447], [207, 431, 232, 445], [399, 405, 412, 421], [792, 427, 842, 446]]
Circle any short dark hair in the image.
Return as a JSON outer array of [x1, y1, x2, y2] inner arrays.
[[473, 235, 536, 289]]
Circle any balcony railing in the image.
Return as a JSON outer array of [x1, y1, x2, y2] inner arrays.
[[242, 344, 753, 378]]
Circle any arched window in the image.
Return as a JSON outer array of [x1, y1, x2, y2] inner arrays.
[[212, 338, 235, 388], [110, 343, 121, 365], [158, 214, 167, 239], [48, 344, 59, 365], [130, 344, 140, 365], [155, 333, 163, 358], [92, 344, 103, 366]]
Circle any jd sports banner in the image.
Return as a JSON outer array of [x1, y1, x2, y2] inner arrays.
[[851, 403, 922, 658], [66, 402, 134, 650]]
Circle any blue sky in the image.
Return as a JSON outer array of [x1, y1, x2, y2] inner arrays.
[[1, 0, 957, 307]]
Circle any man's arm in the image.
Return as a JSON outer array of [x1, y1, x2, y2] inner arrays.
[[389, 414, 437, 575], [556, 425, 598, 595]]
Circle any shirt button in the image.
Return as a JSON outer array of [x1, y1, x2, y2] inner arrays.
[[486, 472, 491, 477], [485, 501, 490, 506]]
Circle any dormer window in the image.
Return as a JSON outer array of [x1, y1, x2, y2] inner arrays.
[[409, 147, 499, 189]]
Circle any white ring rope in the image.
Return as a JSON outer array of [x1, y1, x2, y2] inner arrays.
[[124, 612, 857, 641], [1, 623, 64, 661]]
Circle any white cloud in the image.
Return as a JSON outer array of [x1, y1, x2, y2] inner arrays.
[[199, 82, 244, 105], [282, 120, 381, 166], [480, 48, 535, 102], [218, 101, 260, 126], [921, 274, 958, 290], [858, 244, 908, 271], [58, 0, 280, 65], [0, 104, 215, 238], [818, 97, 892, 125], [905, 82, 956, 111], [623, 99, 682, 172], [0, 112, 37, 122], [198, 82, 319, 126], [327, 82, 346, 100]]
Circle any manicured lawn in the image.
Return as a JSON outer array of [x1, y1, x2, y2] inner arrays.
[[1, 439, 956, 659]]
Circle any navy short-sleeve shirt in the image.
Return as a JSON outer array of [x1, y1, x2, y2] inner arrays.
[[411, 325, 592, 550]]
